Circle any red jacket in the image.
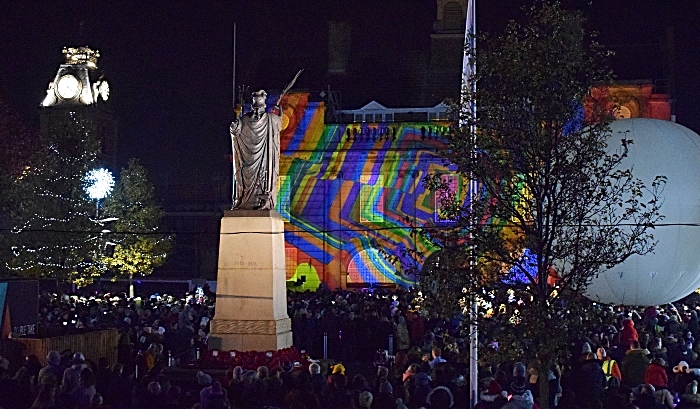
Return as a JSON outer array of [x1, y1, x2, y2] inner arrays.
[[644, 362, 668, 388], [620, 319, 639, 348]]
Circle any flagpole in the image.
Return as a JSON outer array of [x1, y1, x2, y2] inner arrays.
[[461, 1, 479, 408], [232, 22, 237, 111]]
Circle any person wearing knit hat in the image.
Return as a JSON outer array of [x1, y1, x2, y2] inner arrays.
[[512, 362, 527, 378], [488, 380, 503, 396], [61, 352, 88, 392], [503, 362, 533, 409], [581, 342, 592, 354], [358, 391, 374, 408], [475, 380, 508, 409], [197, 370, 213, 386]]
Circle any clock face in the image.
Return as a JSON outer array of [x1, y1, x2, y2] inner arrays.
[[56, 74, 81, 100], [615, 106, 632, 119], [98, 81, 110, 101]]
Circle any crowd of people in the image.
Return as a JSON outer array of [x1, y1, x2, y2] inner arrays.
[[0, 286, 699, 408]]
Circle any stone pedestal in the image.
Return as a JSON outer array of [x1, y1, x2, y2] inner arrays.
[[208, 210, 292, 351]]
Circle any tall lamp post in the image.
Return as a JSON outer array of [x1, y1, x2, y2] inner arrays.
[[85, 168, 116, 288], [461, 1, 478, 407]]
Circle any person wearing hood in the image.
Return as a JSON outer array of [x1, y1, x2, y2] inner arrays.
[[621, 318, 640, 349], [39, 351, 65, 385], [62, 353, 88, 393], [622, 340, 651, 387], [502, 362, 533, 409], [644, 357, 669, 391], [666, 313, 682, 336], [677, 380, 700, 409]]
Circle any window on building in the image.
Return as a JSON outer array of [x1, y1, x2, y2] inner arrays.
[[385, 113, 394, 122], [360, 174, 384, 222], [347, 248, 394, 285], [435, 173, 460, 221], [354, 113, 363, 123], [277, 175, 292, 220]]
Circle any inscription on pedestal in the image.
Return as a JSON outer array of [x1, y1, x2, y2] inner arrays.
[[230, 260, 259, 267]]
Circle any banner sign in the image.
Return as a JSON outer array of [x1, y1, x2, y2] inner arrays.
[[0, 280, 38, 338]]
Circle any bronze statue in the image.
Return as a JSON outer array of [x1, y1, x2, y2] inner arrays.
[[229, 71, 302, 210], [230, 90, 281, 210]]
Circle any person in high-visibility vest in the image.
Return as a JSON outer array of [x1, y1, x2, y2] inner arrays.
[[597, 347, 622, 384]]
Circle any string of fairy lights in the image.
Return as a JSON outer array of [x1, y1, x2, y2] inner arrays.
[[2, 222, 699, 236]]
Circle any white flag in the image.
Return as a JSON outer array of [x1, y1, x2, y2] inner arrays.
[[461, 0, 476, 94]]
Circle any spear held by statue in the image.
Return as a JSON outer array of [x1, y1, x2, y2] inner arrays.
[[275, 69, 304, 106]]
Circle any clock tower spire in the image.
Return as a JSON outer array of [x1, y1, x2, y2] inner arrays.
[[40, 45, 117, 169]]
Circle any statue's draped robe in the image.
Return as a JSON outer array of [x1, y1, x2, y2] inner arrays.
[[230, 109, 281, 209]]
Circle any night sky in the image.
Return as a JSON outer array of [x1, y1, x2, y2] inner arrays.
[[1, 0, 699, 200]]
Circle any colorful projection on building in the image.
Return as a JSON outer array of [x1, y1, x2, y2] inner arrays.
[[274, 93, 462, 290]]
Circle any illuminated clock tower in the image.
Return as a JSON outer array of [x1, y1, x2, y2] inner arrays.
[[40, 46, 117, 168]]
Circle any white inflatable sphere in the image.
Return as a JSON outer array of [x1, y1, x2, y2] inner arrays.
[[585, 119, 700, 306]]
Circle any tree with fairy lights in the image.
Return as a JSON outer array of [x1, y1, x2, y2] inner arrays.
[[7, 111, 106, 282], [418, 3, 664, 408], [99, 159, 172, 296], [0, 98, 40, 276]]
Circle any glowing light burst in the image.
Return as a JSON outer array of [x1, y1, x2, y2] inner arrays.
[[84, 168, 114, 200]]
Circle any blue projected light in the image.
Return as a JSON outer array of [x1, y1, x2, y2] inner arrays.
[[505, 248, 537, 284], [562, 104, 585, 136]]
